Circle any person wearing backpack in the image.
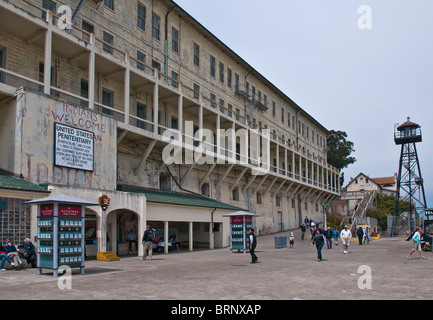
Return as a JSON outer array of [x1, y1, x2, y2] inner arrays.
[[142, 225, 155, 261], [407, 227, 426, 260]]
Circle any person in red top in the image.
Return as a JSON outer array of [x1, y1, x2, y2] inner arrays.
[[0, 245, 15, 271]]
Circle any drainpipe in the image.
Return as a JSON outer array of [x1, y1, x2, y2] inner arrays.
[[71, 0, 86, 23], [164, 5, 176, 76]]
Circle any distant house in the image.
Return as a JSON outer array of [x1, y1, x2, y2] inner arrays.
[[332, 172, 397, 217], [345, 173, 396, 196]]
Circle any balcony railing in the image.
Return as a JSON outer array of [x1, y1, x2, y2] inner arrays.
[[0, 1, 341, 192]]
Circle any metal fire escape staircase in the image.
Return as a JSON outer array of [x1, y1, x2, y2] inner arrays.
[[341, 191, 376, 234]]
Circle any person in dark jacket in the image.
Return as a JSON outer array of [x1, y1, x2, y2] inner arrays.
[[324, 227, 333, 249], [23, 238, 36, 268], [357, 227, 364, 245], [248, 228, 258, 264], [312, 229, 326, 261], [4, 239, 23, 269]]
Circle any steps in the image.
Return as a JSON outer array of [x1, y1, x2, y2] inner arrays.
[[97, 252, 120, 261]]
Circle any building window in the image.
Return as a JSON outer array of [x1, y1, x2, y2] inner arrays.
[[102, 88, 114, 116], [210, 55, 216, 77], [137, 102, 147, 129], [227, 68, 232, 88], [210, 93, 216, 108], [171, 71, 179, 88], [193, 43, 200, 67], [0, 45, 6, 83], [219, 62, 224, 83], [232, 187, 239, 201], [193, 83, 200, 100], [172, 27, 179, 53], [152, 13, 160, 40], [281, 107, 284, 123], [219, 99, 225, 114], [0, 198, 31, 245], [234, 73, 239, 92], [82, 21, 94, 43], [42, 0, 56, 22], [171, 116, 178, 130], [228, 104, 233, 117], [287, 112, 291, 127], [137, 3, 146, 30], [137, 51, 146, 71], [80, 79, 89, 108], [201, 182, 210, 197], [276, 195, 281, 207], [272, 101, 276, 117], [159, 172, 171, 191], [104, 0, 114, 10], [103, 32, 114, 54], [257, 192, 262, 204]]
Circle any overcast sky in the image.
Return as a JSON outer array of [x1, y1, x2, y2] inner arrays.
[[174, 0, 433, 209]]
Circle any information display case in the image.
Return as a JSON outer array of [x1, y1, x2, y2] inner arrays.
[[26, 195, 99, 277], [223, 211, 259, 254]]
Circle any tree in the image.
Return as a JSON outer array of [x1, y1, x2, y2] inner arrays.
[[327, 130, 356, 170], [327, 130, 356, 186]]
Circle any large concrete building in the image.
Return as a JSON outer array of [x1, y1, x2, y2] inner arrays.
[[0, 0, 340, 257]]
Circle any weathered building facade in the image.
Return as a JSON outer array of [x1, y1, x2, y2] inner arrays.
[[0, 0, 340, 257]]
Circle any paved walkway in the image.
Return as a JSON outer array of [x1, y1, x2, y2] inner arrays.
[[1, 228, 432, 301]]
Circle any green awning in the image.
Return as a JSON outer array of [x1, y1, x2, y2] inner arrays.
[[0, 170, 50, 193], [120, 186, 246, 211]]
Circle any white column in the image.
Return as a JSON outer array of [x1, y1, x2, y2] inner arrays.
[[88, 35, 95, 110], [292, 151, 295, 177], [306, 158, 309, 184], [178, 93, 183, 135], [124, 62, 130, 124], [189, 221, 193, 252], [164, 221, 169, 254], [44, 12, 53, 95], [153, 83, 159, 134]]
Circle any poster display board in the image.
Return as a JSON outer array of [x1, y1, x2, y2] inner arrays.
[[37, 203, 85, 276], [223, 212, 258, 254], [54, 122, 94, 171]]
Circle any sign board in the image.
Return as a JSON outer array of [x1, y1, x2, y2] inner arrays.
[[40, 205, 54, 217], [425, 209, 433, 216], [59, 205, 82, 217], [54, 122, 94, 171]]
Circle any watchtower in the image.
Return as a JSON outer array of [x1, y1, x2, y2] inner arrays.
[[392, 117, 427, 235]]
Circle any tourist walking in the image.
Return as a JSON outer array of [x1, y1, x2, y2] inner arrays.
[[357, 227, 364, 245], [300, 224, 306, 240], [249, 228, 258, 264], [333, 228, 339, 246], [340, 226, 352, 254], [407, 227, 426, 260], [312, 229, 326, 261], [363, 227, 370, 245], [142, 225, 155, 260], [324, 227, 333, 249]]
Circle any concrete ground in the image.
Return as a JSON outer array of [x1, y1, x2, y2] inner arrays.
[[1, 228, 432, 301]]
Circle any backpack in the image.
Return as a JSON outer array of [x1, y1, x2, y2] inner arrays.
[[148, 228, 156, 242]]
